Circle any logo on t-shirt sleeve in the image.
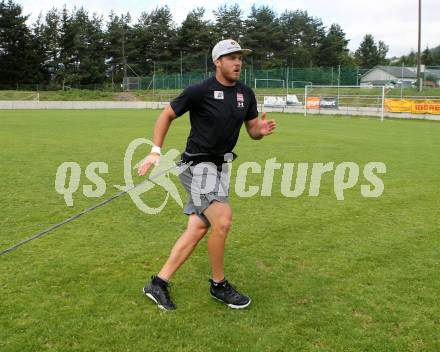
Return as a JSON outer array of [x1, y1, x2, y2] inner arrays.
[[214, 91, 224, 100]]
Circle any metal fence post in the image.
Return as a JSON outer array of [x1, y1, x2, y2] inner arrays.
[[381, 86, 385, 122], [304, 85, 308, 117]]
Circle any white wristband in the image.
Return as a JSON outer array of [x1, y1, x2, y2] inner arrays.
[[151, 145, 161, 155]]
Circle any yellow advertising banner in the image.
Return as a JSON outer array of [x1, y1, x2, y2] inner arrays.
[[385, 99, 440, 115]]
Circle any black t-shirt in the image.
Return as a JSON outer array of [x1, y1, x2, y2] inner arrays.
[[170, 76, 258, 156]]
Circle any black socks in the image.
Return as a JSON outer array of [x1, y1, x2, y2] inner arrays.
[[211, 278, 227, 287], [152, 275, 169, 288], [153, 275, 228, 288]]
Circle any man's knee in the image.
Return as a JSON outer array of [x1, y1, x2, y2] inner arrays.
[[187, 223, 209, 241], [194, 225, 209, 238], [212, 217, 232, 236]]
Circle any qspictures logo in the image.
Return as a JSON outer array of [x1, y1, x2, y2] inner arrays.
[[54, 138, 387, 214]]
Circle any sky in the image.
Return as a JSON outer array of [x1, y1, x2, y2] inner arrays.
[[18, 0, 439, 58]]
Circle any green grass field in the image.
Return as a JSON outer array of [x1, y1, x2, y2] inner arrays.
[[1, 110, 440, 351], [1, 86, 440, 102]]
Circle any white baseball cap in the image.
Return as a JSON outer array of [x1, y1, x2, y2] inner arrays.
[[211, 39, 252, 62]]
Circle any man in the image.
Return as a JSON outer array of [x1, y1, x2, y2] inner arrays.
[[138, 39, 276, 310]]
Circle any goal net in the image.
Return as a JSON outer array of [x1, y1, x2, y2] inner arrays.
[[290, 81, 313, 88], [254, 79, 285, 90], [123, 77, 141, 91], [304, 85, 386, 120]]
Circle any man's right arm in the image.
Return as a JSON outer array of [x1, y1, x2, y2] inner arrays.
[[151, 104, 177, 149], [137, 104, 177, 176]]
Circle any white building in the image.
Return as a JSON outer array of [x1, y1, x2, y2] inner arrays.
[[361, 66, 440, 87], [361, 66, 417, 87]]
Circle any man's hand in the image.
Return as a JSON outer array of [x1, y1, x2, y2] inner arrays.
[[137, 153, 160, 176], [245, 112, 277, 139], [259, 112, 277, 136]]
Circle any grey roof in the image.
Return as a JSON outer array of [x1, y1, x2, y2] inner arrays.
[[375, 65, 417, 78], [363, 65, 440, 80], [426, 69, 440, 79]]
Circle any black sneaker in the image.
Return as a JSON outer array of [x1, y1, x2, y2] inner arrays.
[[143, 276, 176, 311], [209, 279, 251, 309]]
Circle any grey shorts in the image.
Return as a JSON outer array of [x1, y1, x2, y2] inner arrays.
[[178, 162, 231, 226]]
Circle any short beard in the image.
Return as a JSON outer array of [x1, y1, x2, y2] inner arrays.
[[219, 68, 239, 83]]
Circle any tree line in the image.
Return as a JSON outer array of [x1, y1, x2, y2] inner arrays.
[[1, 0, 439, 87]]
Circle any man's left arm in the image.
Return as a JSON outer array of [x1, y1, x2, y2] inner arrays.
[[244, 112, 277, 140]]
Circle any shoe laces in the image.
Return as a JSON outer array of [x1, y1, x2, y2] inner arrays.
[[222, 280, 242, 299]]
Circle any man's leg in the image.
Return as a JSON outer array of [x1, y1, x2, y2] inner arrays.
[[203, 201, 251, 309], [203, 201, 232, 282], [157, 214, 209, 281], [143, 214, 209, 310]]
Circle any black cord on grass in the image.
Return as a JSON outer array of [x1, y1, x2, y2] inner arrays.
[[0, 162, 186, 257]]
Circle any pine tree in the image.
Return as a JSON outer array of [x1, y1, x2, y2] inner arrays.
[[213, 4, 244, 41], [317, 23, 350, 67], [57, 7, 107, 86], [433, 46, 440, 65], [31, 13, 51, 84], [58, 7, 77, 87], [377, 41, 389, 64], [0, 0, 44, 86], [132, 6, 176, 74], [355, 34, 388, 68], [105, 11, 132, 83], [175, 8, 214, 72], [34, 8, 63, 85], [243, 5, 284, 69], [278, 10, 325, 67], [421, 46, 434, 66]]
